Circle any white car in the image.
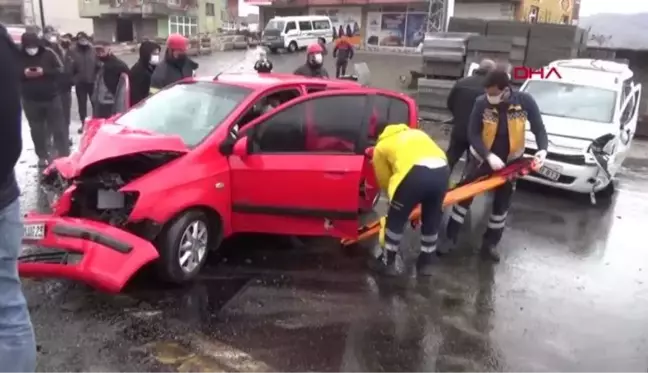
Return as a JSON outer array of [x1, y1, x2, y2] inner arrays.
[[261, 15, 333, 53], [521, 59, 642, 202]]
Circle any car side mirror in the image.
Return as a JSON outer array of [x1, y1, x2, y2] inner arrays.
[[233, 136, 249, 157]]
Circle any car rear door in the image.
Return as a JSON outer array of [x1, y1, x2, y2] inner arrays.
[[611, 82, 642, 175], [229, 89, 373, 238]]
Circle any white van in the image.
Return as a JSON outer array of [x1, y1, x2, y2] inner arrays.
[[261, 15, 333, 53], [521, 59, 642, 202]]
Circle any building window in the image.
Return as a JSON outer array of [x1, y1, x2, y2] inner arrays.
[[206, 2, 215, 16], [168, 0, 180, 5], [169, 15, 198, 36]]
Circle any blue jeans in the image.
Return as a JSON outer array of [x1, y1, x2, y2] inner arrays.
[[0, 198, 36, 372]]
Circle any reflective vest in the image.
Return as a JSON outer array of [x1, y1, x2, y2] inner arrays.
[[471, 104, 527, 161]]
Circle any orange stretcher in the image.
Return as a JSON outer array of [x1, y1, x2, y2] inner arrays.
[[341, 157, 535, 247]]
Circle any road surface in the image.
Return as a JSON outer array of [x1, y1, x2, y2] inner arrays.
[[17, 49, 648, 371]]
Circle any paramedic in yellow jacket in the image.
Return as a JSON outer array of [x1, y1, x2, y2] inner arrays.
[[372, 123, 450, 276], [446, 70, 549, 262]]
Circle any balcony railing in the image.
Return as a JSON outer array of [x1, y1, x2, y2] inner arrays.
[[81, 0, 197, 18]]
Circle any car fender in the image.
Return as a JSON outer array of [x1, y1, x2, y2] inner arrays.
[[122, 157, 233, 236]]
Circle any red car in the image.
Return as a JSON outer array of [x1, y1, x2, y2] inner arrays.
[[19, 73, 419, 293]]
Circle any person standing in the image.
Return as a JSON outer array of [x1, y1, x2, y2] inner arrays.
[[253, 48, 273, 73], [91, 41, 130, 119], [370, 124, 450, 276], [445, 59, 496, 172], [128, 40, 161, 106], [293, 43, 329, 78], [150, 34, 198, 94], [71, 31, 98, 132], [43, 27, 74, 143], [333, 35, 354, 78], [445, 70, 548, 262], [0, 23, 37, 373], [18, 31, 69, 167]]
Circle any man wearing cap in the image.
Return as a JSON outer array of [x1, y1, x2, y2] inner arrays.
[[150, 33, 199, 94], [70, 31, 98, 131]]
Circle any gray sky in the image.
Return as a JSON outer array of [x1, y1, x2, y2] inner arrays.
[[580, 0, 648, 16], [239, 0, 259, 16]]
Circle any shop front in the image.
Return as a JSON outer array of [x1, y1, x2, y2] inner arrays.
[[364, 8, 427, 53], [308, 6, 363, 47]]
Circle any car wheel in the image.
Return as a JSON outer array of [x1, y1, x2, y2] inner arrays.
[[595, 180, 616, 203], [287, 41, 297, 53], [155, 209, 217, 284]]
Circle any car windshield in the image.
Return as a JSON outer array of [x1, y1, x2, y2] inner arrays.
[[265, 20, 285, 31], [116, 81, 251, 147], [523, 80, 617, 123]]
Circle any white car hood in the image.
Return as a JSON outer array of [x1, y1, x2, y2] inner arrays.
[[525, 115, 616, 153]]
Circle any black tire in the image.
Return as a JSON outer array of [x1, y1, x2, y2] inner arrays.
[[287, 41, 297, 53], [597, 180, 615, 199], [155, 209, 219, 284]]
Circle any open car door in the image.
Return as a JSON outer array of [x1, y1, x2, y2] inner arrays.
[[228, 89, 374, 239], [612, 82, 642, 173]]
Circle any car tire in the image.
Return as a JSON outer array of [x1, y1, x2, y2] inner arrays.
[[595, 180, 616, 203], [155, 209, 219, 284], [287, 41, 297, 53]]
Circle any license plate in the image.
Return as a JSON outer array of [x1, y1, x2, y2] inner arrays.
[[23, 223, 45, 241], [97, 189, 124, 209], [538, 165, 562, 181]]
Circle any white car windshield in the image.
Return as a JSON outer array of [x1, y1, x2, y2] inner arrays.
[[523, 80, 618, 123], [265, 20, 285, 31], [116, 82, 251, 147]]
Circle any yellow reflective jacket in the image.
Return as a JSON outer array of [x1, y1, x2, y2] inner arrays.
[[372, 124, 446, 247]]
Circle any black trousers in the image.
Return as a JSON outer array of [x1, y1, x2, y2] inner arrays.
[[60, 90, 72, 140], [446, 154, 515, 248], [75, 82, 94, 122], [384, 164, 450, 254], [23, 96, 70, 160], [446, 130, 469, 172], [94, 104, 114, 119], [335, 60, 348, 78]]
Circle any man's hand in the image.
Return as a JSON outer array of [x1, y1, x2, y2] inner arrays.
[[486, 153, 505, 171], [533, 149, 547, 170], [24, 67, 43, 78]]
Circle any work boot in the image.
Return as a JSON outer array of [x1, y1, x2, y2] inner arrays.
[[416, 252, 439, 276], [382, 251, 399, 277], [480, 244, 501, 262], [368, 251, 399, 276], [445, 218, 461, 245]]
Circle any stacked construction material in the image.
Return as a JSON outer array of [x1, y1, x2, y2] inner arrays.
[[417, 78, 455, 122], [447, 17, 487, 35], [484, 21, 531, 83], [525, 23, 585, 69], [465, 35, 513, 74]]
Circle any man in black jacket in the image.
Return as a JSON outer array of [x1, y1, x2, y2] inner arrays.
[[71, 31, 98, 129], [128, 40, 161, 106], [0, 23, 37, 372], [150, 33, 198, 94], [445, 59, 495, 171], [19, 31, 68, 166], [91, 41, 130, 118], [44, 27, 74, 142], [332, 35, 354, 78]]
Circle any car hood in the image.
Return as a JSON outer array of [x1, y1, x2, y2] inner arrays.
[[525, 115, 616, 152], [53, 123, 189, 178]]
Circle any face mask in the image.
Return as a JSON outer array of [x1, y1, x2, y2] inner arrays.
[[150, 54, 160, 65], [313, 53, 323, 64], [25, 48, 38, 56], [78, 40, 89, 47], [486, 92, 503, 105], [47, 36, 57, 43]]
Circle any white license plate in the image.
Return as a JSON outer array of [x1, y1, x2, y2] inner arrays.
[[538, 165, 562, 181], [97, 189, 124, 209], [23, 223, 45, 241]]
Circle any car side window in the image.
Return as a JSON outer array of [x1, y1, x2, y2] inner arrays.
[[285, 22, 297, 32], [368, 95, 410, 142], [298, 21, 312, 31], [313, 20, 330, 30], [251, 95, 368, 154], [237, 89, 301, 129]]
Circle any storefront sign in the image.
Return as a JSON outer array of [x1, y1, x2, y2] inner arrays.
[[364, 11, 427, 51], [309, 6, 363, 47]]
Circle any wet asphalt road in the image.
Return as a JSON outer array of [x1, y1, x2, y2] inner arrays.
[[17, 50, 648, 371]]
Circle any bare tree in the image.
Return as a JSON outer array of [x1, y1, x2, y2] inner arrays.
[[589, 33, 612, 46]]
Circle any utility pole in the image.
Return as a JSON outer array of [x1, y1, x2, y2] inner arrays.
[[38, 0, 45, 27]]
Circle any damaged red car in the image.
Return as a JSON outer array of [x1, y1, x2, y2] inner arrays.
[[20, 73, 419, 293]]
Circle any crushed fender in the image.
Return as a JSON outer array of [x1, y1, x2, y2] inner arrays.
[[342, 157, 534, 247]]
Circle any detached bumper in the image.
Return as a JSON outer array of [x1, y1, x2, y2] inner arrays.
[[19, 215, 159, 293]]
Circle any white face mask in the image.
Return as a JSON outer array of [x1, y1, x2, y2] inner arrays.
[[150, 54, 160, 65], [48, 36, 57, 43], [25, 48, 38, 56], [313, 53, 323, 64], [486, 92, 503, 105]]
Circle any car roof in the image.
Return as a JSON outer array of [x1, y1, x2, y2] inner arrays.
[[200, 73, 362, 90], [269, 15, 330, 21]]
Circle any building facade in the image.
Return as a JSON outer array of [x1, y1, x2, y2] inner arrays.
[[0, 0, 24, 24], [78, 0, 227, 42], [248, 0, 577, 52]]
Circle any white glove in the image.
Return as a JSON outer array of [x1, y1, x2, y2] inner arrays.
[[533, 149, 547, 170], [486, 153, 505, 171]]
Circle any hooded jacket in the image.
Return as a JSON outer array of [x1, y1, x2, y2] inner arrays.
[[70, 38, 98, 84], [128, 41, 161, 105], [372, 124, 446, 199], [149, 50, 198, 94], [45, 39, 74, 91], [18, 32, 62, 101], [294, 63, 329, 78]]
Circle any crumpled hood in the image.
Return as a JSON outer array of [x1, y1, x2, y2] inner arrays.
[[52, 123, 189, 178], [377, 123, 409, 142], [525, 115, 616, 153]]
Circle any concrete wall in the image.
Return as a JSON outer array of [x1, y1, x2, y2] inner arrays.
[[34, 0, 93, 33]]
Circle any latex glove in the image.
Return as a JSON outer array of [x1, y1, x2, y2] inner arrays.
[[533, 149, 547, 170], [486, 153, 505, 171]]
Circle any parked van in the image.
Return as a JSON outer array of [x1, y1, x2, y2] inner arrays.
[[521, 59, 642, 202], [261, 15, 333, 54]]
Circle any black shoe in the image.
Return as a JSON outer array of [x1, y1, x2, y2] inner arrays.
[[446, 219, 461, 245], [480, 245, 501, 262], [416, 252, 439, 276], [368, 251, 400, 276], [77, 127, 83, 134]]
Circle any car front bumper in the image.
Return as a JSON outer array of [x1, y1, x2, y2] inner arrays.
[[19, 214, 159, 293], [522, 159, 608, 194]]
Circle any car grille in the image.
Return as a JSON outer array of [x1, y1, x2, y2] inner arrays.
[[524, 148, 586, 165], [528, 171, 576, 184]]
